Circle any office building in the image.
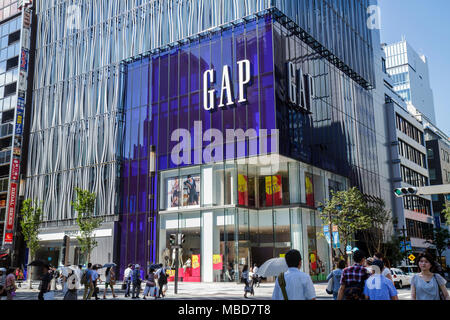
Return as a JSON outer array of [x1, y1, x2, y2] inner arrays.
[[23, 0, 382, 281]]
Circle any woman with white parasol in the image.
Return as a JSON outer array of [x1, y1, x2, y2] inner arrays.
[[62, 265, 81, 300]]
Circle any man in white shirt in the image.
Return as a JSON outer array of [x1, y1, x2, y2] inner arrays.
[[272, 250, 316, 300], [123, 264, 133, 297]]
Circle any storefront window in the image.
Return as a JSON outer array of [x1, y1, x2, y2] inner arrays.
[[274, 209, 291, 258]]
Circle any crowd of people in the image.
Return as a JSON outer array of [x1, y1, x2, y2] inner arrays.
[[272, 249, 450, 300]]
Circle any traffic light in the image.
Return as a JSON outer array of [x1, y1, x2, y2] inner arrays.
[[394, 187, 418, 197], [178, 233, 185, 245], [169, 234, 176, 246]]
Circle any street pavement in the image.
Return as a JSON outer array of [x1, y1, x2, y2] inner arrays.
[[6, 281, 446, 300]]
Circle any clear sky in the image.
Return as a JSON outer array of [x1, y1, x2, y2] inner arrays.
[[378, 0, 450, 136]]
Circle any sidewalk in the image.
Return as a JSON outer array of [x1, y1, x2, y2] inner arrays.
[[15, 281, 330, 299]]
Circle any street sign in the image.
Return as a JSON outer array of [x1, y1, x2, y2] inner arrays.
[[346, 245, 352, 254], [408, 254, 416, 262]]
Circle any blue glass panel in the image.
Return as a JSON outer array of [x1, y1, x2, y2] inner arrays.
[[160, 53, 169, 101], [211, 33, 222, 132], [158, 102, 168, 154], [132, 62, 141, 108], [138, 159, 148, 213], [129, 160, 139, 214], [234, 24, 246, 130], [151, 57, 159, 103], [190, 41, 200, 92], [140, 61, 149, 107], [130, 107, 140, 160], [168, 99, 179, 154], [169, 49, 179, 99], [221, 28, 235, 133], [127, 215, 136, 262], [179, 44, 189, 95]]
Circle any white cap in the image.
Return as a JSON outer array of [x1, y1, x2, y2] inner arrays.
[[135, 264, 140, 268]]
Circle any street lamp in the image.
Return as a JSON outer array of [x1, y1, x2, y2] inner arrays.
[[147, 145, 156, 272]]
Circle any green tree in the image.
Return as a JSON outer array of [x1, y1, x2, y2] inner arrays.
[[20, 199, 43, 289], [72, 188, 102, 264], [318, 187, 372, 261], [443, 202, 450, 226], [361, 199, 392, 257], [424, 227, 450, 265]]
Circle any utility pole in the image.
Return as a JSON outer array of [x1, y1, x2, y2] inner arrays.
[[398, 226, 408, 266]]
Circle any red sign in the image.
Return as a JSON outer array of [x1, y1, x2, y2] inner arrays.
[[4, 233, 13, 244], [265, 175, 283, 206], [11, 159, 20, 181], [238, 174, 248, 206], [213, 254, 223, 271], [6, 183, 18, 230]]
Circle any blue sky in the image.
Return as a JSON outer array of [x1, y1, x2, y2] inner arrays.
[[379, 0, 450, 136]]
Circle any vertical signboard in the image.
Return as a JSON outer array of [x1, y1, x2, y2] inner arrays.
[[3, 7, 32, 247]]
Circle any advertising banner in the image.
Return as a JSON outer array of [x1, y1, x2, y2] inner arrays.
[[265, 175, 282, 206], [11, 158, 20, 181], [166, 177, 180, 209], [182, 175, 200, 207], [6, 182, 18, 230], [305, 173, 315, 207], [238, 174, 248, 206], [4, 233, 13, 244], [213, 254, 223, 271]]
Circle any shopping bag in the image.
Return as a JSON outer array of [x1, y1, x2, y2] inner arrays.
[[43, 291, 55, 300], [326, 276, 334, 295], [150, 286, 159, 297]]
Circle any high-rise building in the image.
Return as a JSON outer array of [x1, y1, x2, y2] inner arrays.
[[424, 122, 450, 265], [23, 0, 383, 281], [374, 40, 435, 258], [383, 40, 436, 125], [0, 0, 34, 266]]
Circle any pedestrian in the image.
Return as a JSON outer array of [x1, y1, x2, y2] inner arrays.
[[363, 259, 398, 300], [337, 250, 369, 300], [17, 268, 24, 288], [87, 265, 101, 300], [38, 265, 52, 300], [131, 264, 142, 299], [272, 249, 316, 300], [124, 263, 133, 297], [82, 263, 92, 300], [241, 265, 254, 298], [0, 268, 7, 300], [374, 252, 394, 283], [252, 264, 261, 287], [411, 253, 449, 300], [143, 268, 157, 299], [63, 269, 79, 300], [51, 266, 59, 291], [103, 266, 118, 299], [326, 260, 346, 300], [156, 265, 168, 298], [4, 268, 16, 300]]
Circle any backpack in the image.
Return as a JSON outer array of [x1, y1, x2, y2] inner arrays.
[[158, 269, 167, 285], [80, 270, 89, 285]]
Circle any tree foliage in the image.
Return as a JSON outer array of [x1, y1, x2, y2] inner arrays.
[[19, 199, 43, 260], [443, 202, 450, 226], [319, 187, 372, 260], [72, 187, 102, 263], [361, 199, 392, 257], [424, 227, 450, 260]]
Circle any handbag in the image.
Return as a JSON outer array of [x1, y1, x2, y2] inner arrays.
[[326, 274, 334, 294], [434, 275, 445, 300]]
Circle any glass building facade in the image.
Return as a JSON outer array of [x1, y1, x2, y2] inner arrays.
[[120, 12, 378, 281], [24, 0, 380, 280]]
